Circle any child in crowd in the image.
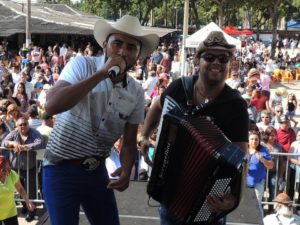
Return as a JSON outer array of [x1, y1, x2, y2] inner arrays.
[[285, 93, 298, 127]]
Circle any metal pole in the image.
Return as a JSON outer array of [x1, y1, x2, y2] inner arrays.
[[150, 9, 153, 26], [165, 0, 168, 27], [175, 7, 178, 29], [180, 0, 189, 76], [26, 0, 32, 47]]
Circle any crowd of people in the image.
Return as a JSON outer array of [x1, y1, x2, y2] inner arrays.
[[0, 14, 300, 224]]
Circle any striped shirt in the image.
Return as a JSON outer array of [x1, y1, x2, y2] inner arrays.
[[44, 56, 144, 165]]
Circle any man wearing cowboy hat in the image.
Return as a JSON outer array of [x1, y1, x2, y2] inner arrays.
[[42, 15, 159, 225], [263, 192, 300, 225], [140, 30, 249, 224]]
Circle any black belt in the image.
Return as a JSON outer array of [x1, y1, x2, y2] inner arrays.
[[63, 156, 106, 171]]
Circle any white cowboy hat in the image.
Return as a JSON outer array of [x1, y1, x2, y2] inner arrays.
[[94, 15, 159, 59]]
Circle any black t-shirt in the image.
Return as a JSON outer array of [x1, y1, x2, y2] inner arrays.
[[160, 76, 249, 143]]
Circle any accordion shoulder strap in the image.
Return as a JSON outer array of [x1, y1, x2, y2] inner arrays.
[[181, 76, 194, 113]]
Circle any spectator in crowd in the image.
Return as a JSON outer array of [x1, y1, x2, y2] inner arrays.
[[45, 46, 54, 62], [277, 115, 296, 193], [251, 89, 270, 115], [0, 155, 36, 224], [264, 55, 275, 77], [36, 84, 50, 114], [31, 66, 42, 84], [13, 82, 29, 113], [151, 47, 163, 65], [170, 54, 181, 80], [0, 122, 8, 143], [247, 68, 261, 90], [0, 45, 8, 66], [288, 129, 300, 207], [158, 69, 170, 87], [269, 87, 287, 115], [260, 69, 272, 92], [242, 94, 259, 123], [13, 71, 34, 100], [277, 115, 296, 153], [143, 71, 159, 102], [271, 105, 284, 130], [59, 43, 68, 61], [31, 46, 41, 67], [21, 53, 31, 69], [27, 105, 42, 129], [4, 104, 22, 131], [256, 110, 272, 132], [50, 51, 62, 68], [43, 68, 53, 85], [243, 85, 255, 99], [32, 82, 43, 101], [263, 192, 300, 225], [150, 84, 166, 107], [247, 130, 273, 212], [36, 112, 53, 145], [19, 43, 30, 60], [156, 65, 164, 77], [134, 59, 144, 82], [39, 56, 50, 71], [51, 66, 60, 85], [2, 88, 20, 108], [261, 126, 283, 204], [159, 53, 172, 73], [2, 117, 44, 222], [226, 71, 241, 89], [10, 66, 21, 84], [149, 79, 165, 100], [1, 72, 14, 91], [285, 93, 298, 128]]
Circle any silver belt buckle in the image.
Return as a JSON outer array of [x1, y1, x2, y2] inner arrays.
[[81, 157, 100, 171]]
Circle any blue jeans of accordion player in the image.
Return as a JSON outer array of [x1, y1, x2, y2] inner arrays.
[[159, 205, 226, 225]]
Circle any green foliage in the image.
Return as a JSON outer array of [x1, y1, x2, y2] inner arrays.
[[51, 0, 299, 55]]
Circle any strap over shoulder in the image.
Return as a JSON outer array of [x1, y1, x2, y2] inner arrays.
[[181, 76, 194, 113]]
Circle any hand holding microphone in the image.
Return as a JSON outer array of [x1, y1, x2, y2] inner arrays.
[[105, 55, 127, 79], [108, 66, 120, 78]]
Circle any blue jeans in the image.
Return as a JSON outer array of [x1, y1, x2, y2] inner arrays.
[[159, 205, 226, 225], [43, 163, 120, 225]]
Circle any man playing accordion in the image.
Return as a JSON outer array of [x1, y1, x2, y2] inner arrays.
[[140, 30, 249, 225]]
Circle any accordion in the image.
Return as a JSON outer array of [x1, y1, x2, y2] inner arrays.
[[147, 97, 246, 224]]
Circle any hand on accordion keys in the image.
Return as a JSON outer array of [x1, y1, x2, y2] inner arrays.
[[206, 193, 237, 214], [139, 136, 153, 167]]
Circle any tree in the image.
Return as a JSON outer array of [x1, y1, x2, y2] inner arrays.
[[128, 0, 163, 26]]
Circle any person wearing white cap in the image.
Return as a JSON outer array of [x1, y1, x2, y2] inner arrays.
[[263, 192, 300, 225], [42, 15, 159, 225]]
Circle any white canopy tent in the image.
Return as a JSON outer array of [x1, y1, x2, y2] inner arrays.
[[185, 22, 241, 49]]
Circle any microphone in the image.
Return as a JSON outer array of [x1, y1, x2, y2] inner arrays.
[[108, 66, 120, 78]]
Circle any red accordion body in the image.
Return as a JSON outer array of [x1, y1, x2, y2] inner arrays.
[[147, 113, 245, 224]]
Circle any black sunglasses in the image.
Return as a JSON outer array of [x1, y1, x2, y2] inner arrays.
[[200, 53, 230, 64]]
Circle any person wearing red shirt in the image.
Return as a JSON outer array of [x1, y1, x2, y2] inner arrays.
[[277, 115, 296, 153], [250, 89, 269, 113], [159, 53, 172, 73]]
